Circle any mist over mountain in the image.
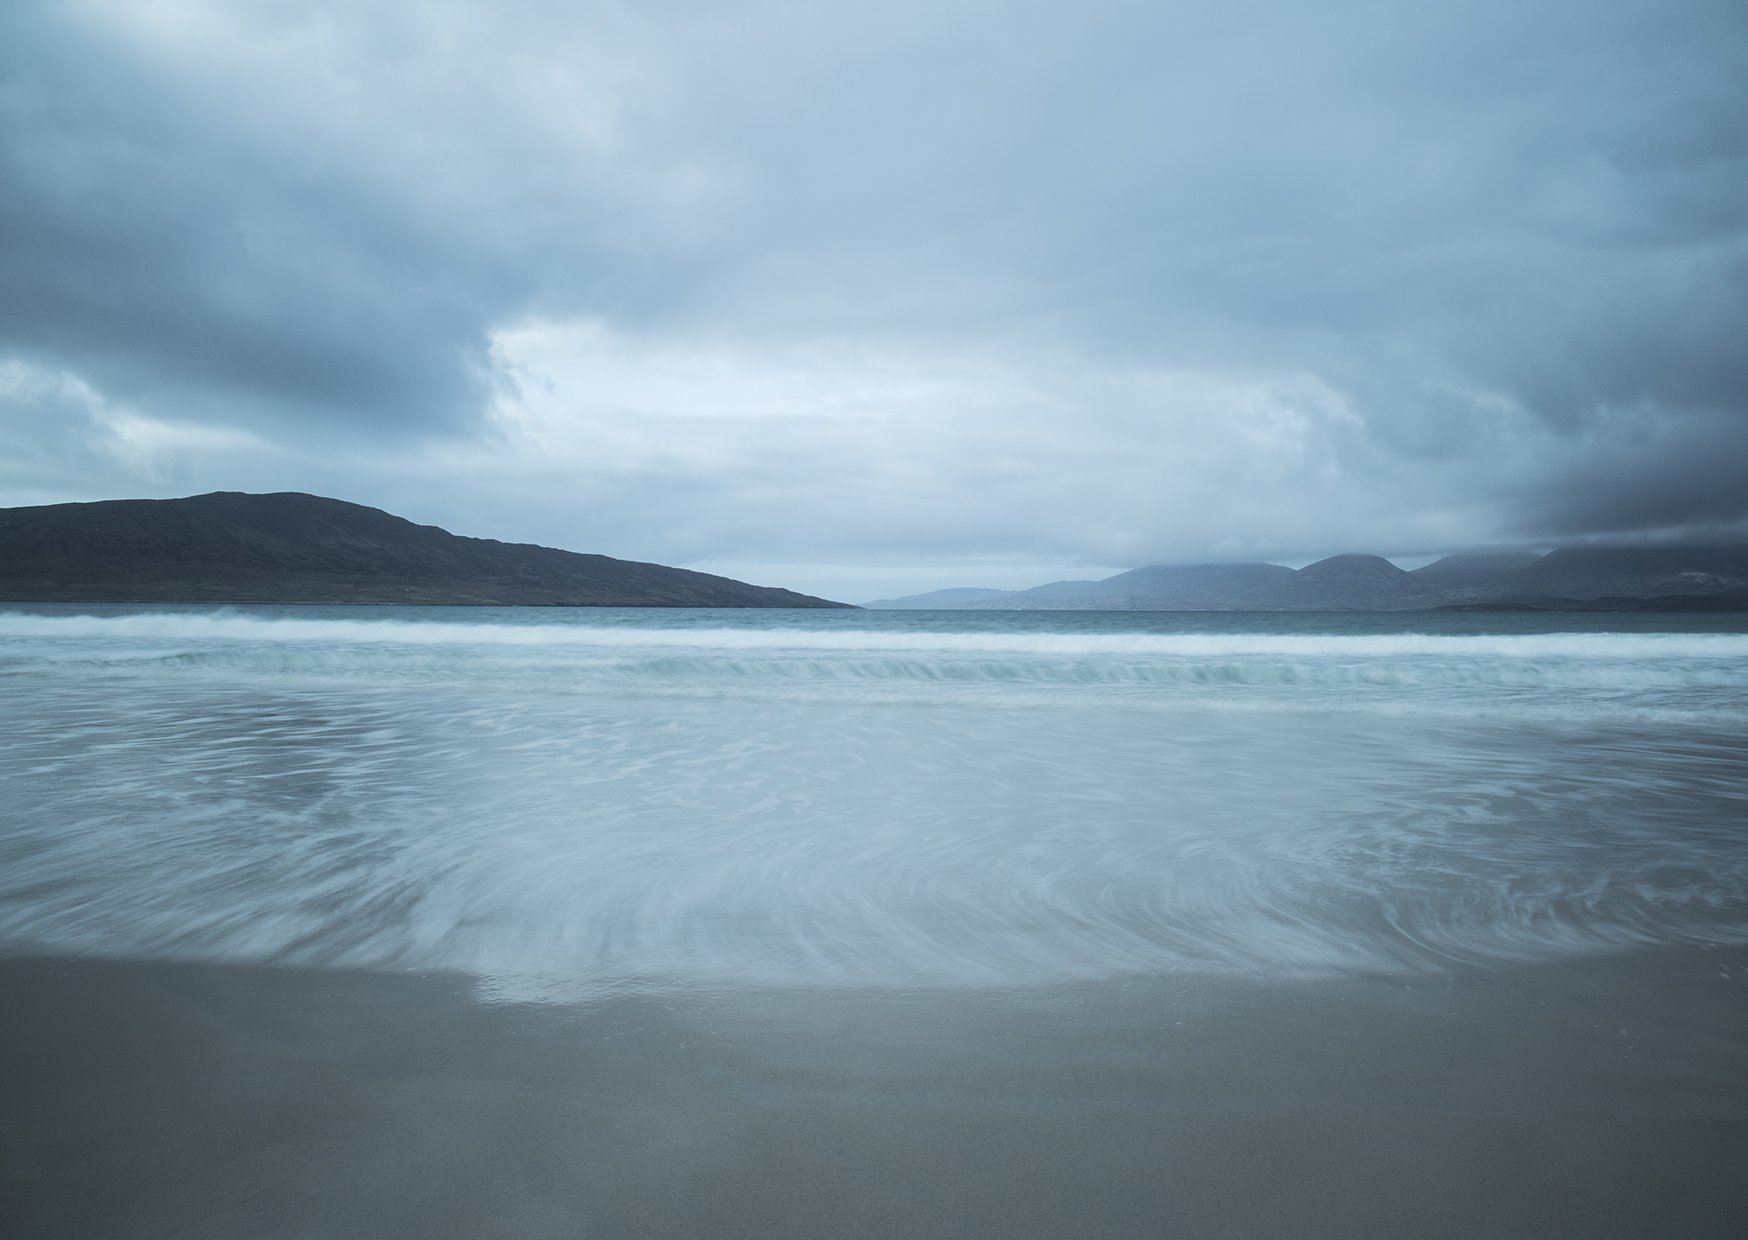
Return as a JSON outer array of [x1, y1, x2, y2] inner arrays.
[[0, 492, 851, 608], [866, 547, 1748, 611], [949, 564, 1297, 611], [862, 587, 1017, 610], [1242, 556, 1434, 611], [1409, 553, 1548, 589], [1503, 547, 1748, 601]]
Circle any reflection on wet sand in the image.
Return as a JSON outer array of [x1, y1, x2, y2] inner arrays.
[[3, 948, 1745, 1239]]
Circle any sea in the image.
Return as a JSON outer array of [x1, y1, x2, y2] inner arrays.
[[3, 603, 1745, 1000]]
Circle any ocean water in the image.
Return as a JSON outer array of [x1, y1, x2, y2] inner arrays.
[[2, 604, 1745, 999]]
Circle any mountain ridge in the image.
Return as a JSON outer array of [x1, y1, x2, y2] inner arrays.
[[865, 546, 1748, 611], [0, 491, 853, 608]]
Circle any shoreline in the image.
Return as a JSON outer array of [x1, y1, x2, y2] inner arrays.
[[5, 946, 1745, 1238]]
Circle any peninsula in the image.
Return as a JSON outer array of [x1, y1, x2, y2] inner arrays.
[[0, 491, 852, 608]]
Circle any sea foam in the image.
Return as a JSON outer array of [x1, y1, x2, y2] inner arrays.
[[3, 606, 1745, 997]]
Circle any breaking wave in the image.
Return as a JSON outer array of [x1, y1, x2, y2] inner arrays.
[[3, 607, 1745, 724], [3, 605, 1745, 997], [4, 607, 1748, 660]]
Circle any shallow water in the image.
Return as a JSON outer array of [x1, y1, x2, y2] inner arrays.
[[2, 604, 1745, 998]]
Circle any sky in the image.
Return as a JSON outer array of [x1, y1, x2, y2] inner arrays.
[[3, 0, 1745, 602]]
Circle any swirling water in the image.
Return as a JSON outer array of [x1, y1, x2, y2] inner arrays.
[[2, 604, 1745, 998]]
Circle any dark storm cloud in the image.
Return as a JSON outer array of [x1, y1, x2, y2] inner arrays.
[[2, 0, 1746, 569], [631, 0, 1748, 544], [0, 1, 626, 437]]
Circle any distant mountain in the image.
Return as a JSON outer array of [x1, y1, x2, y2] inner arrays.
[[1499, 545, 1748, 600], [956, 578, 1112, 609], [0, 492, 852, 608], [1241, 554, 1437, 611], [1410, 551, 1546, 588], [1100, 562, 1297, 604], [863, 545, 1748, 611], [861, 587, 1014, 609], [960, 562, 1295, 610]]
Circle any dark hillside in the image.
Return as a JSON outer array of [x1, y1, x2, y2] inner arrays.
[[1410, 551, 1546, 587], [0, 492, 851, 607], [1499, 546, 1748, 600], [1242, 554, 1437, 610]]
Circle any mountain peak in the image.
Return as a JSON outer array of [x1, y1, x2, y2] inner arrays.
[[1297, 554, 1409, 578]]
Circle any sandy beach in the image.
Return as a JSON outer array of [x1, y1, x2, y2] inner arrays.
[[6, 609, 1747, 1237], [4, 946, 1745, 1239]]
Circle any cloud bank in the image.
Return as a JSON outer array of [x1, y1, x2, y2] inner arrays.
[[3, 0, 1745, 596]]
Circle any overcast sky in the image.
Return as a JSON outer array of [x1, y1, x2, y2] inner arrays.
[[3, 0, 1745, 601]]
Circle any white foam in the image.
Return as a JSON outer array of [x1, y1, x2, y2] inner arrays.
[[3, 607, 1746, 661], [4, 611, 1746, 994]]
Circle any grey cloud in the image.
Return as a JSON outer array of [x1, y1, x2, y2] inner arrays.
[[2, 14, 466, 434], [667, 2, 1747, 439], [2, 0, 1746, 567], [0, 364, 118, 493], [0, 1, 646, 438], [1511, 407, 1748, 540], [694, 2, 1744, 547]]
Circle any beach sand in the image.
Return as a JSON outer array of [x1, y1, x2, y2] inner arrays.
[[4, 948, 1745, 1239]]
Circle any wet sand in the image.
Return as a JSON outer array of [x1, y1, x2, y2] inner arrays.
[[4, 948, 1746, 1239]]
